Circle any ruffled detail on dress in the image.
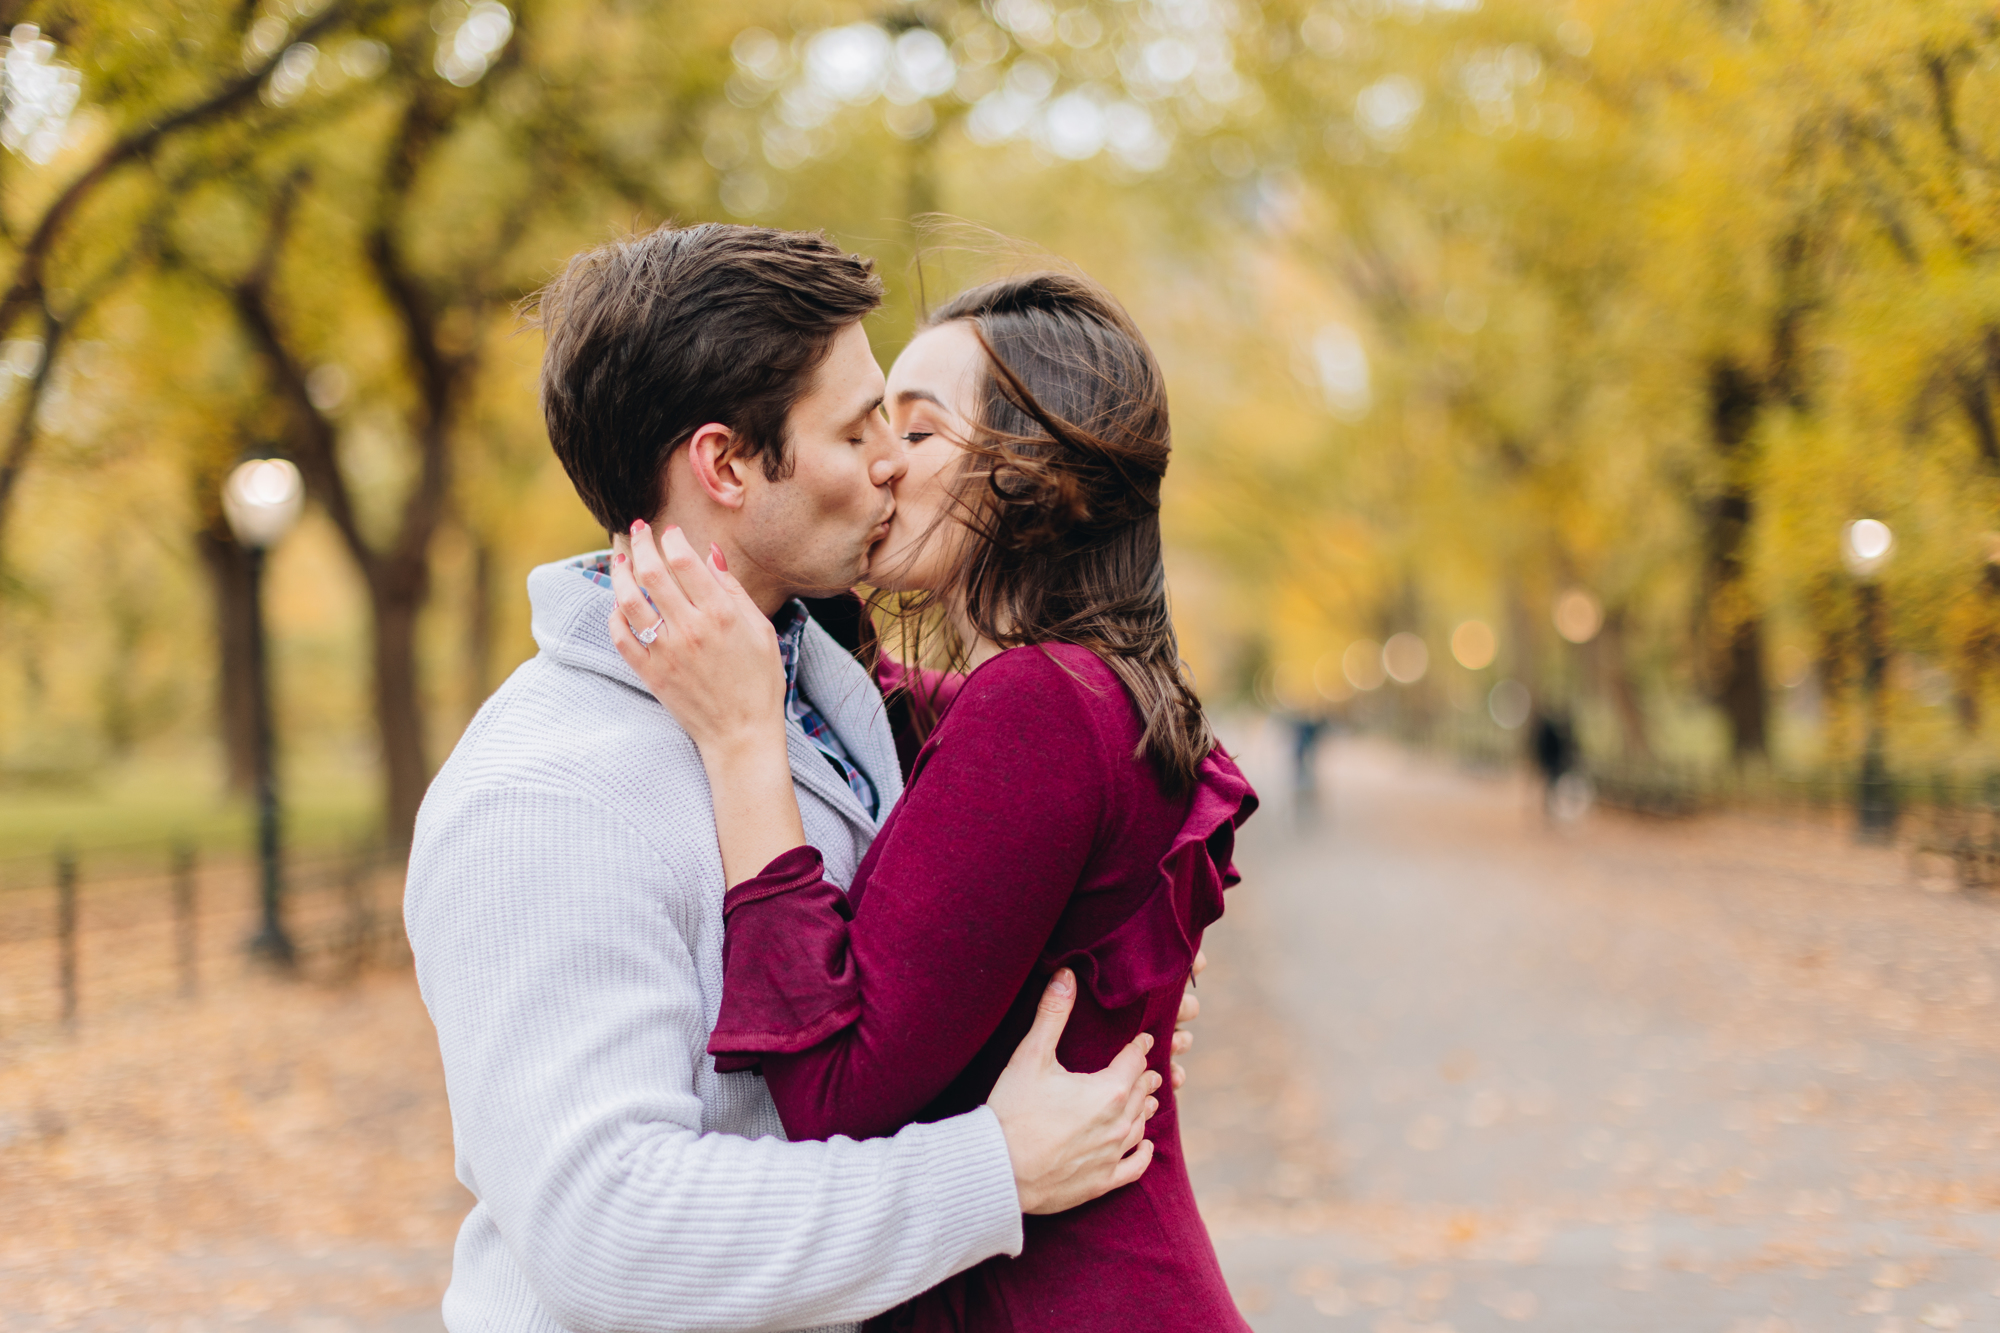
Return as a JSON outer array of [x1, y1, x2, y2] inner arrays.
[[1040, 748, 1259, 1013], [707, 845, 860, 1074]]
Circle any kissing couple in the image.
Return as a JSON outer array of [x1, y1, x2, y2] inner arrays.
[[405, 222, 1259, 1332]]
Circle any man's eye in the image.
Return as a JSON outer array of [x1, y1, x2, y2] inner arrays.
[[901, 432, 933, 444]]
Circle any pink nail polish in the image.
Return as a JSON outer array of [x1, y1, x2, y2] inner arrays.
[[631, 519, 645, 533], [613, 552, 626, 564], [710, 543, 728, 571]]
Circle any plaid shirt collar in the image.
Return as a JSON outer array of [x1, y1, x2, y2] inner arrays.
[[772, 599, 879, 819], [572, 557, 877, 820]]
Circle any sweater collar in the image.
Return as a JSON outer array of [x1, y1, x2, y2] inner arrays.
[[527, 552, 654, 695], [525, 553, 904, 826]]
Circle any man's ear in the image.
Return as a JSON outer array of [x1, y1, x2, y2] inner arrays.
[[685, 422, 750, 510]]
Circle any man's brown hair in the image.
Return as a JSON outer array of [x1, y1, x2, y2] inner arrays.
[[535, 223, 883, 533]]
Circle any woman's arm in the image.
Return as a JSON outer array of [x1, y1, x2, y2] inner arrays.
[[714, 650, 1139, 1143], [607, 521, 806, 885]]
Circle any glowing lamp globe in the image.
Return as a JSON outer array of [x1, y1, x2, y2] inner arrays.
[[1840, 519, 1893, 580], [223, 458, 305, 550]]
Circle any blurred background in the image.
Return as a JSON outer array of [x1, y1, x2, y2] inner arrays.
[[3, 0, 1998, 1329]]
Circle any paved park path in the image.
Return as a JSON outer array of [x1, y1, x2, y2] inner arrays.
[[8, 732, 2000, 1332], [1181, 732, 2000, 1333]]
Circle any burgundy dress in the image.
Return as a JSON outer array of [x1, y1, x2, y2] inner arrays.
[[707, 643, 1258, 1332]]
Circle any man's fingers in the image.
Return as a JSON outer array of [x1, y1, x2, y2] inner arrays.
[[1170, 1061, 1186, 1091], [1191, 949, 1207, 980], [1120, 1105, 1149, 1155], [1107, 1137, 1155, 1191], [1117, 1058, 1161, 1132], [1011, 968, 1076, 1072], [1099, 1029, 1152, 1094], [1171, 1029, 1193, 1056], [1176, 989, 1199, 1028]]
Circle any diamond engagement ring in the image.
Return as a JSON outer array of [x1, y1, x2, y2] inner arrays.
[[635, 617, 666, 646]]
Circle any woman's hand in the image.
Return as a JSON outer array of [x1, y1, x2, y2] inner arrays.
[[609, 519, 807, 884], [608, 519, 785, 755]]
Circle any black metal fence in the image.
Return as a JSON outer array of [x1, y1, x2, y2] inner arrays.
[[0, 839, 408, 1045]]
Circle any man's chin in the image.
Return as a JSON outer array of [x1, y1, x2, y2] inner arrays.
[[855, 541, 888, 588], [786, 550, 873, 599]]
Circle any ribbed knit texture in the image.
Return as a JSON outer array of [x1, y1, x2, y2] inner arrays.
[[405, 556, 1024, 1333]]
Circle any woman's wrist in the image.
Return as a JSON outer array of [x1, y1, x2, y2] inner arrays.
[[699, 725, 810, 885], [696, 723, 791, 781]]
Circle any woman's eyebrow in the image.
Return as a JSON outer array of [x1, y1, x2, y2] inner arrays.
[[894, 388, 943, 407]]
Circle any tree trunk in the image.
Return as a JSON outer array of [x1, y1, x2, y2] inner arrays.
[[368, 565, 430, 850], [1703, 360, 1768, 761], [1718, 601, 1767, 759], [1505, 583, 1540, 700], [196, 517, 260, 793], [1597, 607, 1653, 760]]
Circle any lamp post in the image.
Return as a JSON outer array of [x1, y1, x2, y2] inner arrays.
[[222, 457, 305, 967], [1841, 519, 1896, 843]]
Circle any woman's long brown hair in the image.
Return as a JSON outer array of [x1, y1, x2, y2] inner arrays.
[[881, 270, 1215, 794]]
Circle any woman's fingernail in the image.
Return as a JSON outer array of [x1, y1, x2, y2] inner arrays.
[[710, 543, 728, 571], [613, 552, 626, 564], [631, 519, 645, 533], [665, 524, 680, 535]]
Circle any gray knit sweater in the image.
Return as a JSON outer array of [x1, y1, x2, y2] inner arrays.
[[406, 557, 1023, 1333]]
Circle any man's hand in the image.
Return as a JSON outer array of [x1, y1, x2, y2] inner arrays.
[[1170, 949, 1207, 1091], [987, 969, 1160, 1215]]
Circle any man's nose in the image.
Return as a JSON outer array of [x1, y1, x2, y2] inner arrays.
[[870, 428, 910, 487]]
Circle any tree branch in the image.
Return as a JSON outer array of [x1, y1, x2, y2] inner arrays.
[[0, 1, 356, 339], [0, 178, 193, 551], [363, 82, 474, 578], [221, 175, 376, 577], [1925, 50, 1967, 165], [0, 300, 63, 542]]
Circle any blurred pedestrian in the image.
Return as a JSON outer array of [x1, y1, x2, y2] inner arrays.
[[1531, 710, 1576, 821], [1291, 711, 1329, 824]]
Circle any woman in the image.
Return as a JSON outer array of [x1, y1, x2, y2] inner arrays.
[[610, 271, 1256, 1330]]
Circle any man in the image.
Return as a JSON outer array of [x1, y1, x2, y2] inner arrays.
[[405, 223, 1165, 1333]]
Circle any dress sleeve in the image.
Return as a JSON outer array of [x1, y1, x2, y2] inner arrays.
[[709, 650, 1110, 1141]]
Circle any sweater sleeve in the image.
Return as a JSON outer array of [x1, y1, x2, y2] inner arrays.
[[405, 781, 1023, 1333], [712, 649, 1111, 1141]]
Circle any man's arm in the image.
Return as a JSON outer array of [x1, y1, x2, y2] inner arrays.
[[408, 782, 1025, 1333]]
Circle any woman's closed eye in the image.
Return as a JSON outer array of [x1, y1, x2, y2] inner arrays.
[[901, 431, 934, 444]]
